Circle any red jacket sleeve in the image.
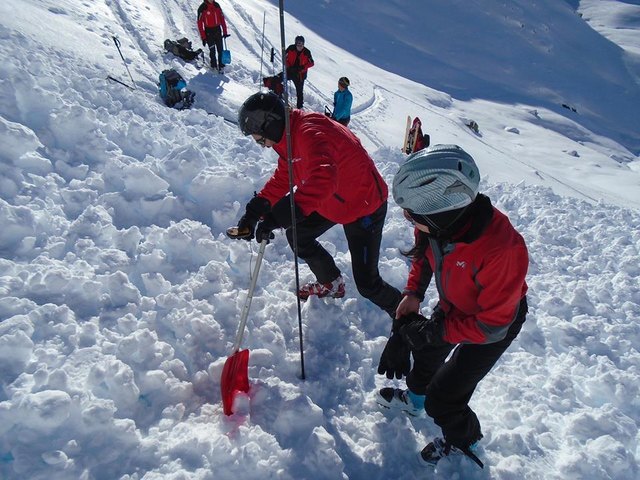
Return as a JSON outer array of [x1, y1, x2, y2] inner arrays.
[[197, 6, 206, 40], [443, 243, 528, 344], [300, 49, 314, 75], [259, 130, 338, 216], [219, 7, 228, 36], [404, 231, 432, 301]]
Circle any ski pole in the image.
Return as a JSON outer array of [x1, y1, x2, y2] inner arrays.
[[106, 75, 135, 90], [270, 48, 275, 76], [278, 0, 306, 381], [259, 11, 266, 86], [112, 36, 136, 89]]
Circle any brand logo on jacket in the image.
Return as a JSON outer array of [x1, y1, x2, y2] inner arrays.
[[456, 261, 466, 268]]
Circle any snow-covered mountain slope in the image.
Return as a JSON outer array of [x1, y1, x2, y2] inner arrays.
[[0, 1, 639, 479]]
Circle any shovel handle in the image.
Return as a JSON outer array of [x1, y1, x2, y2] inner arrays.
[[232, 239, 267, 352]]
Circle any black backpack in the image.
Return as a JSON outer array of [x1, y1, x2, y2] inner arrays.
[[159, 69, 195, 109], [164, 38, 203, 62]]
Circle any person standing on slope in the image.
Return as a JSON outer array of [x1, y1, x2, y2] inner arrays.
[[376, 144, 529, 468], [197, 0, 229, 73], [285, 35, 314, 109], [331, 77, 353, 127], [231, 92, 402, 319]]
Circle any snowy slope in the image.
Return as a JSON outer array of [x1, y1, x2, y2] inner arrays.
[[0, 0, 639, 479]]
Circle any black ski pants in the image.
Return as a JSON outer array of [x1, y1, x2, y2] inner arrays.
[[286, 70, 305, 109], [285, 202, 401, 318], [407, 296, 528, 448], [205, 27, 223, 68]]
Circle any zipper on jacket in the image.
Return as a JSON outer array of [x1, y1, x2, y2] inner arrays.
[[428, 238, 455, 309], [370, 170, 384, 202]]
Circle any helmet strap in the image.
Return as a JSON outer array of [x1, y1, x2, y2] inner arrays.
[[420, 204, 471, 239]]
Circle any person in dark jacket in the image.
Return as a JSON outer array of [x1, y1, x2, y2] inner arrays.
[[231, 92, 401, 318], [197, 0, 229, 72], [331, 77, 353, 127], [285, 35, 314, 109], [376, 145, 529, 469]]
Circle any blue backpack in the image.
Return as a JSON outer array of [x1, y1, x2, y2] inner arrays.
[[159, 69, 195, 109]]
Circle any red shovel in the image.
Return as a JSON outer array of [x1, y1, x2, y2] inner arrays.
[[221, 238, 267, 415]]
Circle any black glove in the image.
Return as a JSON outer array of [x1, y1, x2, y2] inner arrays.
[[399, 311, 446, 351], [255, 213, 277, 243], [377, 332, 411, 380], [270, 196, 304, 230], [223, 34, 231, 38], [202, 39, 207, 46], [236, 195, 271, 241]]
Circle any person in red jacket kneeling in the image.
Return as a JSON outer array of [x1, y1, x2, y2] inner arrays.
[[376, 145, 529, 469], [233, 92, 401, 319]]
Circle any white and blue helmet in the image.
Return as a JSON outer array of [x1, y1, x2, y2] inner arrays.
[[392, 144, 480, 216]]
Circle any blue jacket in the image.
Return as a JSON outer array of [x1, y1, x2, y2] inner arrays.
[[333, 88, 353, 121]]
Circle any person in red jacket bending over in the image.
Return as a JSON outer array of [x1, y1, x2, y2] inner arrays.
[[285, 35, 314, 109], [376, 145, 529, 469], [197, 0, 229, 73], [233, 92, 402, 319]]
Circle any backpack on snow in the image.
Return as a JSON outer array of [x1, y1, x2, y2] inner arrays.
[[263, 72, 284, 96], [159, 69, 195, 109], [164, 38, 203, 62]]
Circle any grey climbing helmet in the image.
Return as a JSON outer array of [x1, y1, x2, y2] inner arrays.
[[392, 144, 480, 216]]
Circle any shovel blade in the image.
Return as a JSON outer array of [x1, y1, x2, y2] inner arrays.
[[221, 349, 250, 415]]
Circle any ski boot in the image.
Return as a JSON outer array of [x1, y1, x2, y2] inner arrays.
[[376, 388, 425, 417], [419, 436, 484, 469], [297, 276, 345, 300]]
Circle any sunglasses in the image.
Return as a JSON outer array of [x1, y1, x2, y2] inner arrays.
[[404, 210, 438, 230]]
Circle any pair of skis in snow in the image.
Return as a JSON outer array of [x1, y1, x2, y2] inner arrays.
[[402, 115, 430, 154]]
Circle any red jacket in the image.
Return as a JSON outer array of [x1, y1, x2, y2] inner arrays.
[[258, 110, 387, 224], [406, 204, 528, 344], [197, 1, 228, 39], [285, 45, 314, 80]]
